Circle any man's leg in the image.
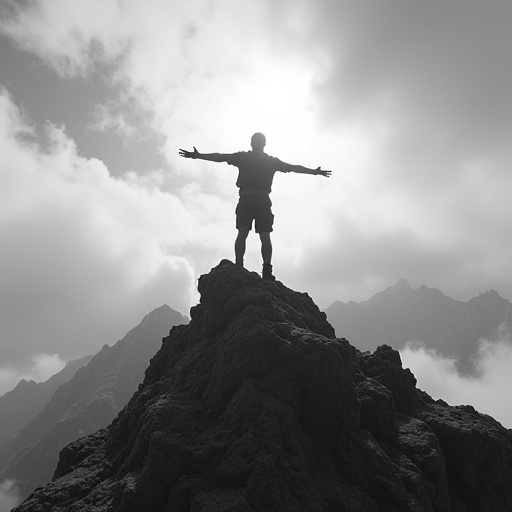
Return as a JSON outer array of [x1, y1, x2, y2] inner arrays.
[[259, 232, 275, 280], [259, 232, 272, 265], [234, 227, 250, 267]]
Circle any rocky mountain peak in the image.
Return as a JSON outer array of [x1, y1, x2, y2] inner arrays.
[[470, 288, 505, 304], [394, 277, 411, 288], [192, 259, 336, 339], [14, 261, 512, 512]]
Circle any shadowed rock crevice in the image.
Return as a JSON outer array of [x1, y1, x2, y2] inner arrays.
[[14, 260, 512, 512]]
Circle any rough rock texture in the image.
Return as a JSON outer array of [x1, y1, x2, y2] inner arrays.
[[325, 278, 512, 374], [1, 305, 187, 503], [14, 261, 512, 512]]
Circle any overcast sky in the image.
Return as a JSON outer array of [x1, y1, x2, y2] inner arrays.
[[0, 1, 511, 407]]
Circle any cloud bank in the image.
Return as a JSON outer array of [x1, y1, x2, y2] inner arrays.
[[0, 89, 205, 394], [0, 354, 67, 398], [401, 324, 512, 428], [0, 479, 20, 512]]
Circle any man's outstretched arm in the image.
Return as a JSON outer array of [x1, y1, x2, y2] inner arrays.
[[279, 160, 332, 177], [179, 147, 228, 163]]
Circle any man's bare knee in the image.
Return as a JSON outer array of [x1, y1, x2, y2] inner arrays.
[[237, 227, 250, 239]]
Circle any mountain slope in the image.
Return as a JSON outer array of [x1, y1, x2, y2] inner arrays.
[[325, 279, 512, 372], [0, 304, 187, 503], [0, 354, 93, 442], [14, 261, 512, 512]]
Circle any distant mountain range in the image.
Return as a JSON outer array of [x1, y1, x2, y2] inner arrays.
[[0, 354, 93, 442], [325, 278, 512, 372], [0, 304, 187, 504]]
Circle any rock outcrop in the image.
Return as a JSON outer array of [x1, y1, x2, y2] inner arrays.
[[1, 305, 187, 503], [14, 261, 512, 512]]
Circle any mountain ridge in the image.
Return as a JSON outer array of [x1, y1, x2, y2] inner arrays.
[[0, 354, 94, 442], [325, 279, 512, 372], [0, 304, 187, 504]]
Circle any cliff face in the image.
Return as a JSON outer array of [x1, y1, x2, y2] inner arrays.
[[1, 305, 187, 503], [14, 261, 512, 512]]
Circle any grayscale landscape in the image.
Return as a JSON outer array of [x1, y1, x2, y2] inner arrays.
[[1, 1, 510, 510]]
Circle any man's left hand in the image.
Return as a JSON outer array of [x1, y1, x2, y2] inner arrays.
[[316, 167, 332, 177]]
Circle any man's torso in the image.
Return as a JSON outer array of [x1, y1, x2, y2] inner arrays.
[[226, 151, 284, 195]]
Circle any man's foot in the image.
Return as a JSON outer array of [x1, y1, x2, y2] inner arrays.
[[262, 263, 276, 281], [235, 259, 244, 268]]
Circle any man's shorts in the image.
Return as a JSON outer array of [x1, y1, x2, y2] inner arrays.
[[235, 194, 274, 233]]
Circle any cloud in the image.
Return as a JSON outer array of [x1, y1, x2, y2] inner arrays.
[[0, 479, 21, 512], [0, 1, 326, 162], [24, 353, 66, 381], [401, 324, 512, 429], [0, 354, 67, 397], [0, 89, 207, 379], [287, 201, 509, 306], [270, 1, 512, 305], [309, 1, 512, 151]]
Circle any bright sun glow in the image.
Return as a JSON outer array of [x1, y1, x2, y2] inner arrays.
[[223, 60, 319, 161]]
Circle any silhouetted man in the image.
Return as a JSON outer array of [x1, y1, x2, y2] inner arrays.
[[179, 132, 331, 280]]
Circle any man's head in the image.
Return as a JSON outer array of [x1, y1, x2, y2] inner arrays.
[[251, 132, 266, 151]]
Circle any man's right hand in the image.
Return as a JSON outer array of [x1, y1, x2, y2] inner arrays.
[[179, 147, 199, 159]]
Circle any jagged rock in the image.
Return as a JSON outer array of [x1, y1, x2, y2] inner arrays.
[[356, 377, 397, 443], [14, 261, 512, 512]]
